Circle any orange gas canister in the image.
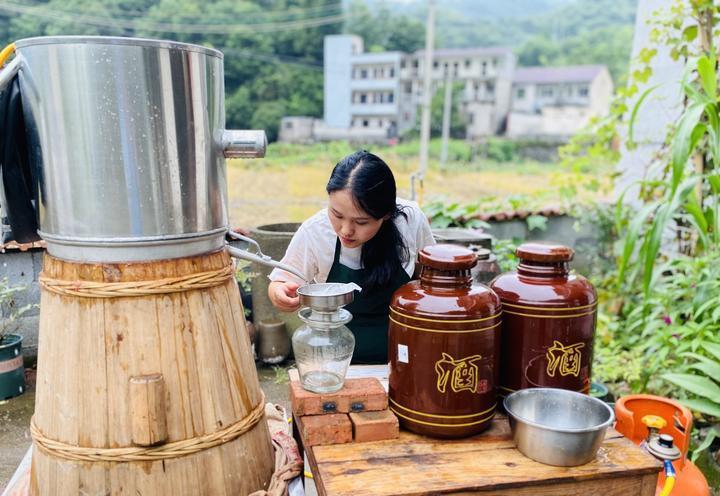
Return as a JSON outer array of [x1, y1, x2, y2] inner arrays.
[[615, 394, 710, 496]]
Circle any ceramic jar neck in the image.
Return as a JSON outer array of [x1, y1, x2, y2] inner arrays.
[[517, 260, 569, 278], [420, 266, 473, 288]]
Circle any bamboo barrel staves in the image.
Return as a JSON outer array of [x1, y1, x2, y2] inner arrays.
[[30, 249, 273, 495]]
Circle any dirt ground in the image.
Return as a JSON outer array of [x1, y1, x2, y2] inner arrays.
[[226, 159, 584, 228]]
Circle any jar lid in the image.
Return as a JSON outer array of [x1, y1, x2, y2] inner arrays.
[[418, 244, 477, 270], [516, 242, 574, 263]]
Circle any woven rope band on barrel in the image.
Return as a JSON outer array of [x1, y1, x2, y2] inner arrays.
[[30, 392, 266, 462], [39, 264, 235, 298]]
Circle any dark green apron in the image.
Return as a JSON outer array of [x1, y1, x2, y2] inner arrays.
[[326, 238, 410, 364]]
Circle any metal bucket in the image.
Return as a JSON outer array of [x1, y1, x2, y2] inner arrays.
[[2, 36, 265, 262]]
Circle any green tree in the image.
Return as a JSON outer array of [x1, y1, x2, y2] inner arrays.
[[0, 0, 340, 141], [345, 0, 424, 53]]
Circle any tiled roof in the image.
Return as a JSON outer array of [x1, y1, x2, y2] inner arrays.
[[514, 65, 606, 84], [0, 239, 46, 252], [475, 206, 565, 222]]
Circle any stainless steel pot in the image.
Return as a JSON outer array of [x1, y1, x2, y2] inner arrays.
[[504, 388, 615, 467], [1, 36, 266, 262]]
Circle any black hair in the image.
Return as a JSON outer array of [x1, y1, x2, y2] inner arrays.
[[326, 150, 409, 290]]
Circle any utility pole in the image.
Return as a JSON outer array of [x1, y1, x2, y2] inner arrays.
[[440, 72, 453, 166], [412, 0, 435, 204]]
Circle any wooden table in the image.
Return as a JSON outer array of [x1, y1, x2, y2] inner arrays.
[[295, 414, 661, 496]]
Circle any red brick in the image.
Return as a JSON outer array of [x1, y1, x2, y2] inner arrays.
[[298, 413, 352, 447], [290, 380, 322, 416], [349, 410, 399, 443], [290, 378, 388, 416]]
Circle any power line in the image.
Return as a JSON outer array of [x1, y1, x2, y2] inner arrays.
[[0, 1, 347, 34], [6, 0, 344, 23], [221, 47, 323, 71]]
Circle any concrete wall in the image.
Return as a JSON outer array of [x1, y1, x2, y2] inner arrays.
[[615, 0, 683, 206], [278, 117, 315, 144], [485, 215, 599, 274], [0, 249, 43, 360]]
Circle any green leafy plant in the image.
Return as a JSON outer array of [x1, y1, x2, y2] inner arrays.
[[272, 364, 292, 385], [525, 214, 548, 232], [423, 200, 489, 229], [663, 341, 720, 418]]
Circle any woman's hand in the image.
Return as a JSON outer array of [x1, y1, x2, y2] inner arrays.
[[268, 281, 301, 312]]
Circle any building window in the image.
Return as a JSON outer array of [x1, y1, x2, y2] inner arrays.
[[401, 60, 406, 69], [388, 92, 394, 103], [360, 93, 367, 103], [539, 86, 554, 97], [579, 86, 589, 97], [486, 82, 494, 96], [360, 69, 367, 79], [481, 61, 487, 76], [433, 61, 439, 69], [390, 68, 395, 78], [465, 59, 471, 68], [404, 83, 412, 93], [413, 60, 419, 68], [516, 87, 525, 99], [453, 62, 459, 76], [284, 121, 293, 129], [362, 119, 369, 127]]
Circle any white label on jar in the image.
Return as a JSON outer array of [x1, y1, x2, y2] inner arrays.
[[398, 344, 409, 363]]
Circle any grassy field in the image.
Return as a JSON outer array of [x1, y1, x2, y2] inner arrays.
[[227, 140, 610, 228]]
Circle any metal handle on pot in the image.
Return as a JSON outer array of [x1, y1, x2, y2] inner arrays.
[[222, 130, 267, 159], [226, 230, 309, 283]]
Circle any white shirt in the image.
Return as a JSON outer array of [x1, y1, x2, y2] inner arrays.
[[269, 198, 435, 285]]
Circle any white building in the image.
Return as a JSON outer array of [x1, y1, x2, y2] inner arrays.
[[319, 34, 402, 143], [398, 47, 515, 138], [506, 65, 614, 139], [309, 35, 515, 143], [279, 36, 613, 144]]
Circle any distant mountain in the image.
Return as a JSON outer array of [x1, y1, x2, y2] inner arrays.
[[357, 0, 574, 20], [346, 0, 638, 81], [433, 0, 574, 20]]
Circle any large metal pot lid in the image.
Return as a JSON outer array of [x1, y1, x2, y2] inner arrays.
[[14, 36, 222, 58]]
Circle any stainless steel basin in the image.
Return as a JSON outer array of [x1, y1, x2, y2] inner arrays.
[[504, 388, 615, 466]]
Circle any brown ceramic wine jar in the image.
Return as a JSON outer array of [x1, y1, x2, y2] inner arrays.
[[388, 244, 502, 438], [489, 242, 597, 402]]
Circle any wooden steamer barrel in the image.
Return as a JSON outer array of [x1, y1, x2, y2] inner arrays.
[[388, 245, 502, 439], [30, 249, 273, 495], [489, 242, 597, 400]]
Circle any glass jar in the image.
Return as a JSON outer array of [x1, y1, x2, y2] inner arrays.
[[388, 244, 502, 439], [489, 242, 597, 401], [292, 307, 355, 393]]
